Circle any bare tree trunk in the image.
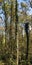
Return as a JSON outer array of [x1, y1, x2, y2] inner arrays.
[[25, 22, 29, 65], [9, 1, 13, 58], [15, 0, 19, 65]]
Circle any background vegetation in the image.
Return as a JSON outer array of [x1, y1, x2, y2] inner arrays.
[[0, 0, 32, 65]]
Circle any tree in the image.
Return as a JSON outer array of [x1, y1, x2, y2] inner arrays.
[[30, 0, 32, 8]]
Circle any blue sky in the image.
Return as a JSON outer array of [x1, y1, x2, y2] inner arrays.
[[18, 0, 29, 2], [18, 0, 32, 15], [0, 0, 32, 33], [0, 8, 5, 28], [0, 0, 32, 21]]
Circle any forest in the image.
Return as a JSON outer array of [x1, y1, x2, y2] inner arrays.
[[0, 0, 32, 65]]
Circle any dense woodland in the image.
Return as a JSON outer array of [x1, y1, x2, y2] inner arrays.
[[0, 0, 32, 65]]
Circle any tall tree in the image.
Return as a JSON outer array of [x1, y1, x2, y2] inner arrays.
[[15, 0, 19, 65]]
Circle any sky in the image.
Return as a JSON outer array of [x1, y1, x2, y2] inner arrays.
[[18, 0, 32, 15], [0, 8, 5, 21], [0, 0, 32, 20], [0, 0, 32, 34], [0, 0, 32, 25], [0, 8, 5, 33]]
